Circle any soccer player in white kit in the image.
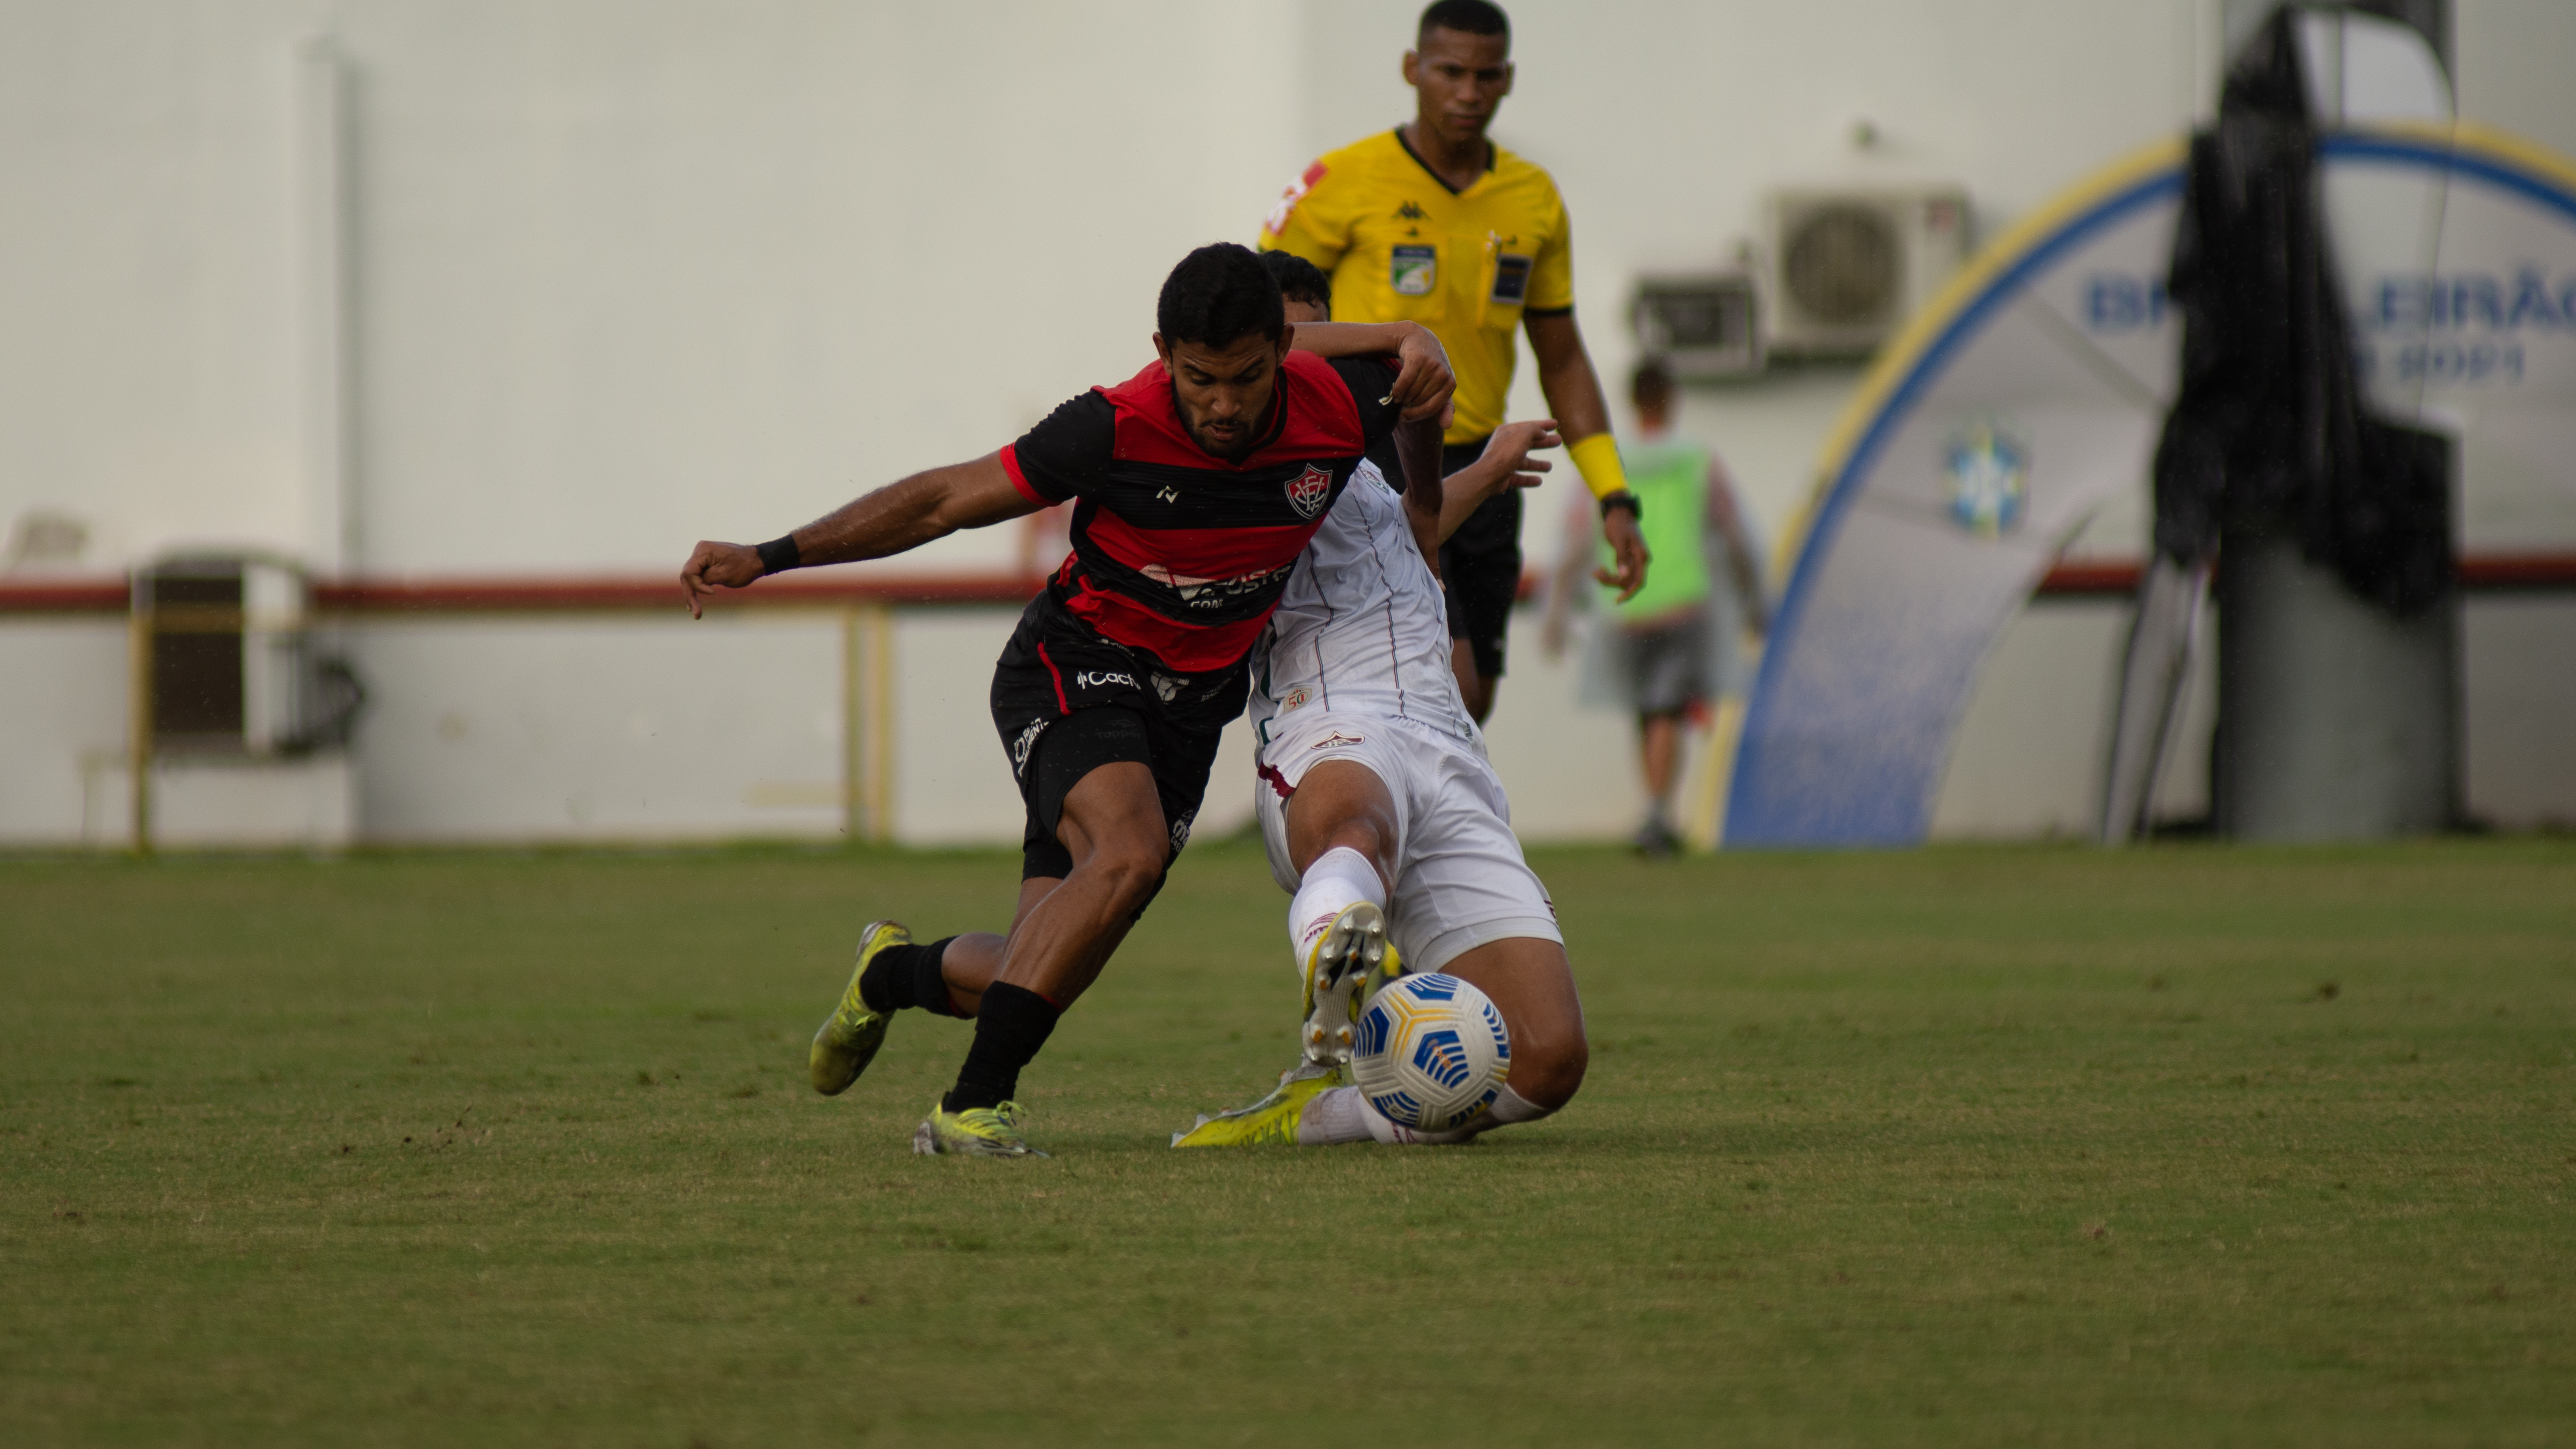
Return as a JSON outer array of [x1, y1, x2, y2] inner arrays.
[[1174, 254, 1592, 1147]]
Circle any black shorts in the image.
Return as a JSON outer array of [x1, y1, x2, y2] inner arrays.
[[1438, 436, 1521, 680], [989, 597, 1242, 890]]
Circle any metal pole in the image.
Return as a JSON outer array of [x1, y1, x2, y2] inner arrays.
[[841, 607, 861, 843], [861, 603, 893, 844], [841, 603, 896, 844], [127, 574, 154, 855]]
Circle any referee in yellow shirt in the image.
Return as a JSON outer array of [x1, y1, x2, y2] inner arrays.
[[1261, 0, 1645, 724]]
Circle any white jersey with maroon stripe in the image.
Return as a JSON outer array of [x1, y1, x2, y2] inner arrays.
[[1248, 459, 1479, 748]]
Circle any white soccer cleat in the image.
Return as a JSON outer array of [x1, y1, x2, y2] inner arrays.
[[1298, 901, 1390, 1066]]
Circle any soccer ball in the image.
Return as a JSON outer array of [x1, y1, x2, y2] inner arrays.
[[1351, 973, 1511, 1133]]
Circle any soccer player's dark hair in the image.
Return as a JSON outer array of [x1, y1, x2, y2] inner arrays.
[[1157, 242, 1285, 349], [1631, 358, 1675, 411], [1256, 249, 1333, 314], [1419, 0, 1509, 44]]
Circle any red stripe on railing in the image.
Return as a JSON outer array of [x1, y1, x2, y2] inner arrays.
[[5, 554, 2574, 615], [309, 572, 1041, 612], [2033, 561, 2145, 596], [2033, 553, 2576, 597], [2458, 552, 2576, 590], [0, 580, 130, 612]]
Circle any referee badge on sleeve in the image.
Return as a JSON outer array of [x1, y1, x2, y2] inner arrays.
[[1489, 253, 1532, 304], [1391, 245, 1437, 296]]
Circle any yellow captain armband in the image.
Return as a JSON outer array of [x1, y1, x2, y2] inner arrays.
[[1567, 433, 1629, 502]]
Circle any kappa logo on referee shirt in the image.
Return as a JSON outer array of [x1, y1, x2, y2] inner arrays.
[[1396, 201, 1427, 221], [1286, 464, 1331, 519]]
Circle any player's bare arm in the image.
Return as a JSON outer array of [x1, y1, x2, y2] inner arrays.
[[677, 453, 1035, 618], [1526, 310, 1649, 603], [1285, 320, 1455, 423], [1438, 420, 1558, 543], [1395, 418, 1448, 572]]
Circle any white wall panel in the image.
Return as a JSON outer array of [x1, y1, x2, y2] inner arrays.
[[0, 0, 334, 570], [349, 614, 843, 841], [2463, 596, 2576, 828], [0, 621, 128, 844], [3, 1, 2571, 847]]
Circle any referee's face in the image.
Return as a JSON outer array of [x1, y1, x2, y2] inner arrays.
[[1404, 27, 1513, 146], [1157, 330, 1290, 463]]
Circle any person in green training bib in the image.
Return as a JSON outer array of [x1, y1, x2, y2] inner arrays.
[[1543, 361, 1768, 855]]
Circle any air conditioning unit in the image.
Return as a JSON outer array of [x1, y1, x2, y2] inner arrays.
[[1764, 187, 1968, 357], [1630, 272, 1763, 380], [140, 555, 364, 756]]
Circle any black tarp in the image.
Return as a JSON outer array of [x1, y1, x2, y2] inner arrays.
[[2150, 6, 2452, 617]]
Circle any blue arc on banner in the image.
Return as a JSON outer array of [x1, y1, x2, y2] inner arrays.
[[1723, 125, 2576, 848]]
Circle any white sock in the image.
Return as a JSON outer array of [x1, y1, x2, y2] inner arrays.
[[1488, 1085, 1555, 1126], [1296, 1085, 1374, 1145], [1361, 1085, 1555, 1146], [1286, 846, 1386, 975]]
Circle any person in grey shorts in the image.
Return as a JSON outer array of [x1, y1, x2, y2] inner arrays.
[[1545, 361, 1767, 855]]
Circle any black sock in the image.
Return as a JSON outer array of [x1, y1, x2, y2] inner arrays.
[[858, 937, 958, 1015], [942, 982, 1062, 1113], [912, 942, 963, 1017]]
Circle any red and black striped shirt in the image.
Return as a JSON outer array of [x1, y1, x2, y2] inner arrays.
[[999, 351, 1402, 674]]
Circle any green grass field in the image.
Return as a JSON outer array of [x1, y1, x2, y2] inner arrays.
[[4, 839, 2573, 1446]]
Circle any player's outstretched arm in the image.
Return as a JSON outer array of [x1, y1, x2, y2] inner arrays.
[[1437, 420, 1559, 545], [677, 452, 1036, 618], [1286, 321, 1455, 425]]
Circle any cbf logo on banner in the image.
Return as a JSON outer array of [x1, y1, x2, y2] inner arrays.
[[1723, 122, 2576, 848]]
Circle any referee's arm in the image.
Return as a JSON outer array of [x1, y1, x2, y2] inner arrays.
[[1527, 310, 1649, 603]]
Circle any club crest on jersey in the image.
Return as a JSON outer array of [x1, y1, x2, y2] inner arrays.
[[1286, 464, 1332, 519]]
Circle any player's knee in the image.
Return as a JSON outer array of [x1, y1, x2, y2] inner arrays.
[[1083, 831, 1168, 910], [1322, 822, 1394, 880], [1506, 1020, 1587, 1110]]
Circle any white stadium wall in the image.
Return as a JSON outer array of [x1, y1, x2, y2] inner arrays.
[[3, 1, 2572, 848]]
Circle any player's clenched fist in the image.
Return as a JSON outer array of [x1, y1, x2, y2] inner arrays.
[[1385, 323, 1457, 426], [678, 539, 766, 619]]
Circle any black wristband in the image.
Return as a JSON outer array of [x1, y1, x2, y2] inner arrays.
[[1599, 490, 1643, 522], [755, 535, 801, 575]]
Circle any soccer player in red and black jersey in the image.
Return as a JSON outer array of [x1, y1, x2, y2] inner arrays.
[[679, 243, 1451, 1157]]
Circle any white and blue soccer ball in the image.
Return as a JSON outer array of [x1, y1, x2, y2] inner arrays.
[[1350, 972, 1511, 1133]]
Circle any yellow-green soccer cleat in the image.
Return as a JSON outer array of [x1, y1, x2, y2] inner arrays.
[[911, 1100, 1048, 1158], [1300, 902, 1393, 1066], [808, 919, 910, 1096], [1171, 1061, 1344, 1147]]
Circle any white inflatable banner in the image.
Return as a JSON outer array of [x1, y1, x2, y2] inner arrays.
[[1724, 123, 2576, 847]]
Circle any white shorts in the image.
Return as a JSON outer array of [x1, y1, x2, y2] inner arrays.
[[1253, 709, 1561, 972]]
